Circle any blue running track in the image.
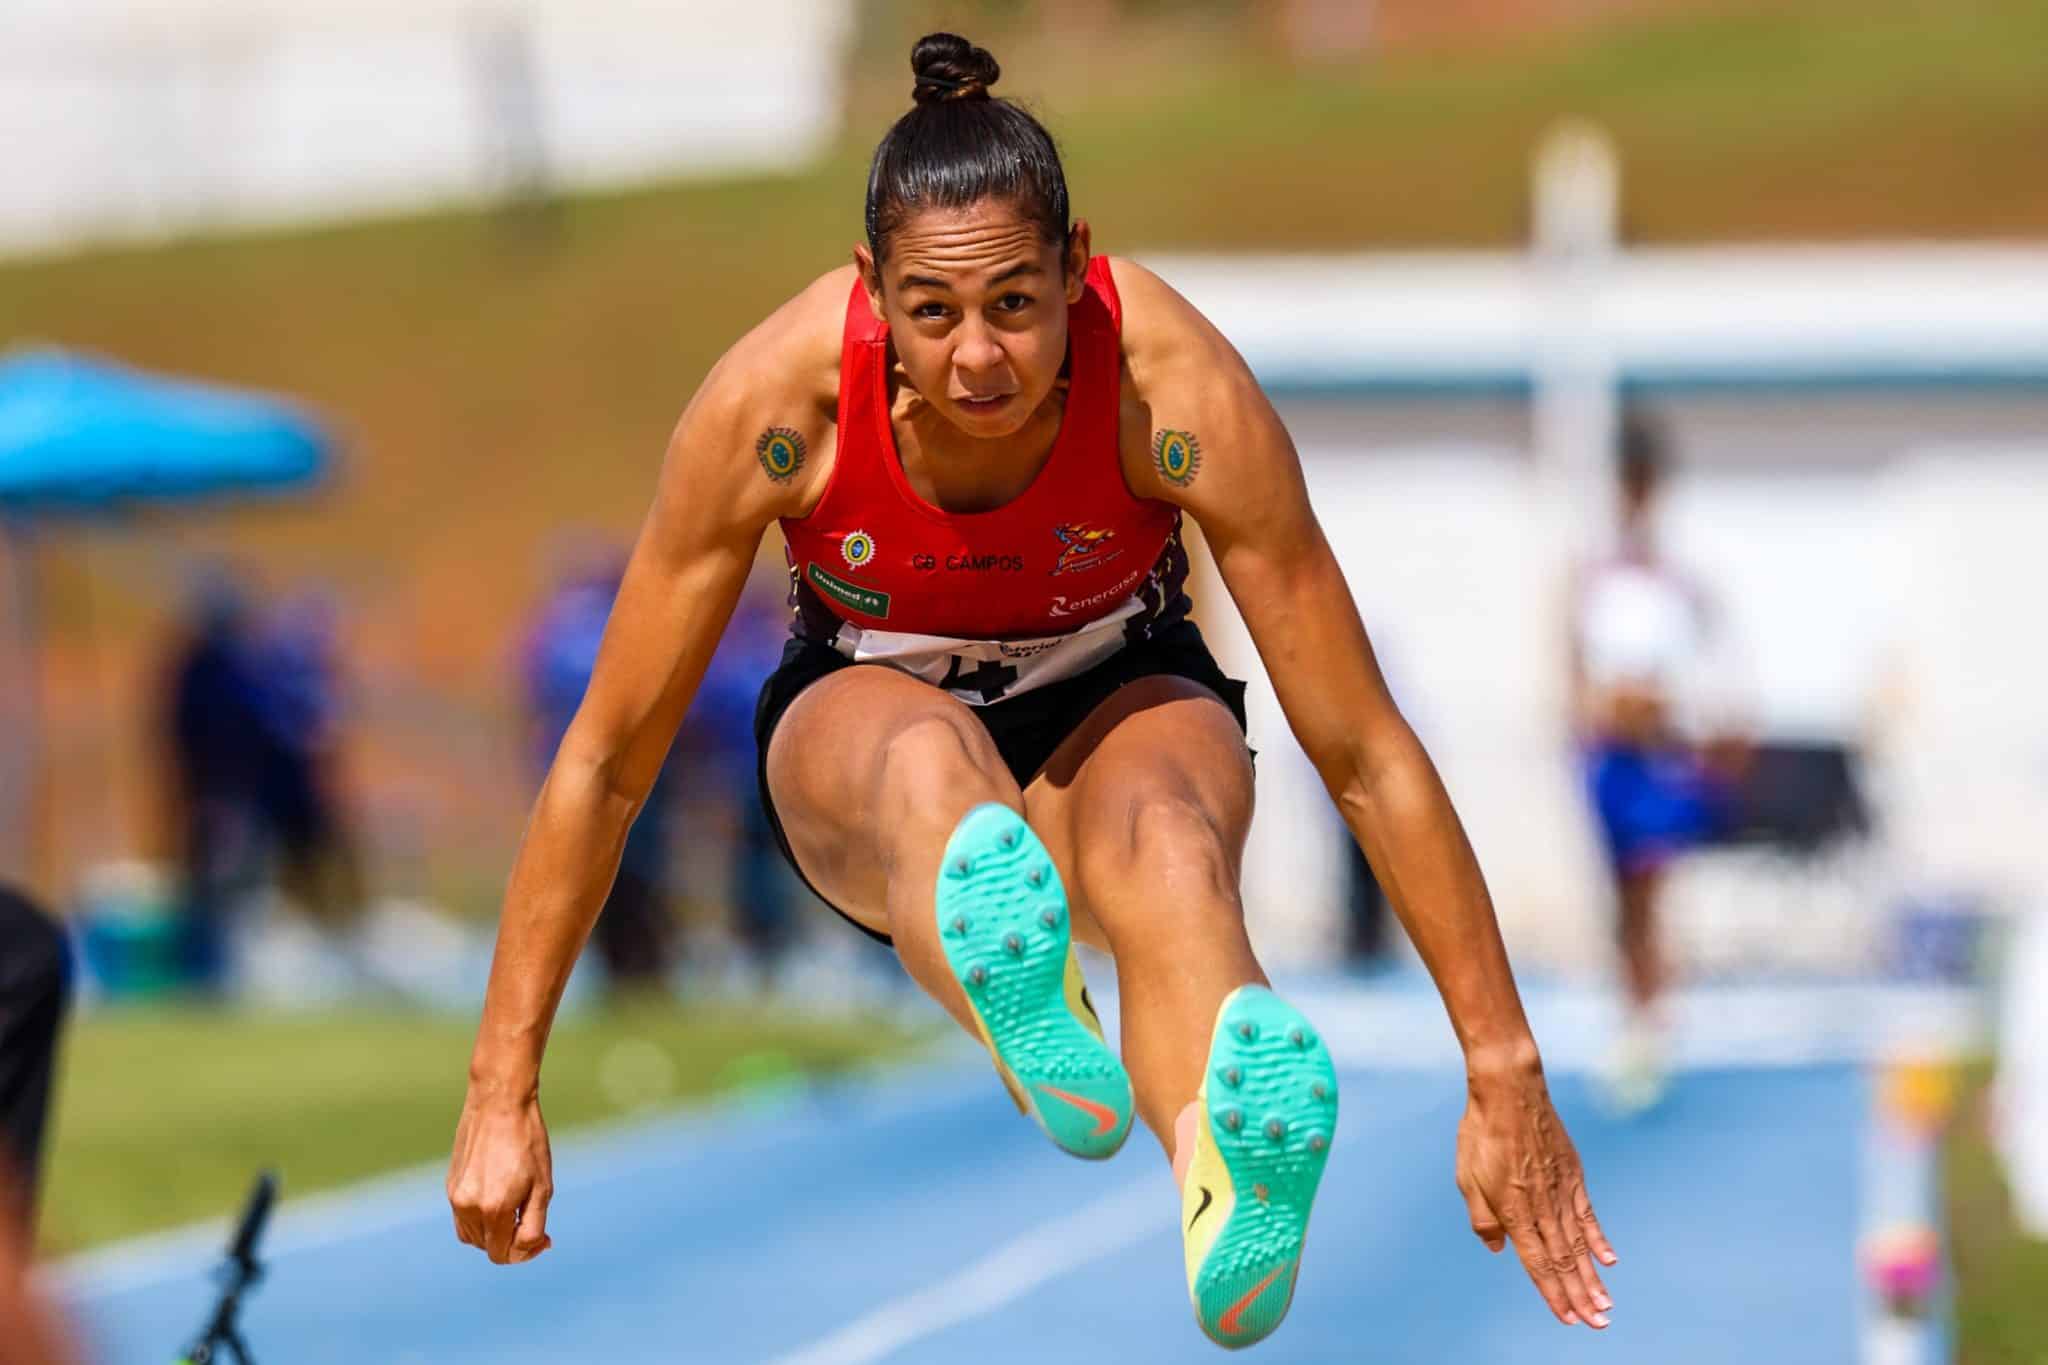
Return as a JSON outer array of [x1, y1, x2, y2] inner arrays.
[[63, 990, 1913, 1365]]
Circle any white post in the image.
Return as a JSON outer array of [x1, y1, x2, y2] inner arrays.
[[1530, 118, 1622, 564]]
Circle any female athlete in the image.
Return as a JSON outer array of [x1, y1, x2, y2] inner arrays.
[[448, 32, 1616, 1348]]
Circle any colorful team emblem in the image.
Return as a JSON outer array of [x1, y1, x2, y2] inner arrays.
[[1050, 522, 1122, 577], [1153, 429, 1202, 486], [841, 529, 877, 570], [756, 427, 805, 482]]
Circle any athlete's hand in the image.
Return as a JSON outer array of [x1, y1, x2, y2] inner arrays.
[[1455, 1065, 1616, 1328], [447, 1085, 555, 1265]]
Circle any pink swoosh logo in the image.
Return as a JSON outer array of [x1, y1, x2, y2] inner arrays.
[[1219, 1264, 1290, 1337], [1038, 1085, 1120, 1137]]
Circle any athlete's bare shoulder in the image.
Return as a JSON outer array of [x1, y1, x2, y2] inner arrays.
[[1101, 256, 1277, 511], [1103, 256, 1240, 388], [730, 264, 857, 407], [666, 266, 854, 529]]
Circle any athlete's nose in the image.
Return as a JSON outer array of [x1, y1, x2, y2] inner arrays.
[[952, 317, 1007, 381]]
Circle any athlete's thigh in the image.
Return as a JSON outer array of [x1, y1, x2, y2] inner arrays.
[[765, 664, 1012, 930], [1024, 675, 1255, 948]]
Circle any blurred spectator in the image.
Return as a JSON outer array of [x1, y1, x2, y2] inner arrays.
[[522, 547, 679, 987], [251, 590, 364, 926], [161, 575, 268, 988], [0, 886, 67, 1232], [1338, 839, 1391, 963], [0, 892, 74, 1362], [1568, 407, 1744, 1110], [678, 583, 805, 986], [161, 574, 369, 991]]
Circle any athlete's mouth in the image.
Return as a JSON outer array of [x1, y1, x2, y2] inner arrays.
[[956, 392, 1016, 414]]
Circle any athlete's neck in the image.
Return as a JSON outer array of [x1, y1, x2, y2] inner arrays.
[[891, 371, 1069, 515]]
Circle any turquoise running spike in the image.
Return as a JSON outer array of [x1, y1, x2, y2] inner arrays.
[[935, 803, 1134, 1161], [1187, 985, 1338, 1349]]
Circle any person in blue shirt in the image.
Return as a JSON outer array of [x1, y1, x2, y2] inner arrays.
[[522, 550, 680, 987]]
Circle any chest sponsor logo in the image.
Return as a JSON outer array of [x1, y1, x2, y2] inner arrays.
[[1048, 566, 1148, 618], [807, 562, 890, 618], [911, 552, 1026, 573], [1050, 522, 1122, 577]]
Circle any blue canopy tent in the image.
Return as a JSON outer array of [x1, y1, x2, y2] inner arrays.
[[0, 347, 334, 883], [0, 349, 328, 511]]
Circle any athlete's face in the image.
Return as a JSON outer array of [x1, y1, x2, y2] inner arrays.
[[857, 201, 1091, 440]]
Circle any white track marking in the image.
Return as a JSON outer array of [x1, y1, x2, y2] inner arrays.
[[1286, 979, 1983, 1072], [51, 1055, 987, 1300], [765, 1176, 1169, 1365]]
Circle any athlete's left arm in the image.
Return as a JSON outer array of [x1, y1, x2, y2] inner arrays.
[[1110, 258, 1618, 1330]]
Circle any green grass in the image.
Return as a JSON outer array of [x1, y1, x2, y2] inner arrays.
[[1946, 1059, 2048, 1363], [39, 1001, 935, 1255]]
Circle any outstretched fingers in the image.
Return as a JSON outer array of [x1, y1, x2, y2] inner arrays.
[[1545, 1146, 1614, 1318], [1535, 1179, 1610, 1328], [1501, 1193, 1601, 1328], [1576, 1175, 1619, 1268]]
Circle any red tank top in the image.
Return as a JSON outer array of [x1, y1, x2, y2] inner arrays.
[[778, 257, 1191, 705]]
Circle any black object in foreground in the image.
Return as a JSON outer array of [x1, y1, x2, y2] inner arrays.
[[177, 1170, 278, 1365]]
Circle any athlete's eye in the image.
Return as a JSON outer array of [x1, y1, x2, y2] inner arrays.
[[996, 293, 1032, 312], [913, 302, 949, 320]]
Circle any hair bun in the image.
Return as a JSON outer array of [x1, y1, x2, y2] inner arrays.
[[910, 32, 1000, 104]]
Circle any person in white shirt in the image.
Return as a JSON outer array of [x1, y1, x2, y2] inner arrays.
[[1569, 409, 1741, 1109]]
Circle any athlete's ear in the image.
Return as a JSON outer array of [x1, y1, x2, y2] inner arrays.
[[1063, 221, 1092, 304], [853, 244, 887, 323]]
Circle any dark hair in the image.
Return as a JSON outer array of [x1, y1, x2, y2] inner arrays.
[[864, 33, 1071, 264]]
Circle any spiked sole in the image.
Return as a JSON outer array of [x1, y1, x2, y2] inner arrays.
[[1189, 986, 1338, 1349], [935, 804, 1134, 1160]]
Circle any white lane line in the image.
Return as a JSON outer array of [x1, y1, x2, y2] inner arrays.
[[52, 1153, 449, 1299], [51, 1055, 988, 1301], [765, 1175, 1170, 1365], [1285, 980, 1985, 1072]]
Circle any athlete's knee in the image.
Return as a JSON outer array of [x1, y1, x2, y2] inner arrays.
[[871, 709, 1011, 823], [1077, 786, 1241, 925]]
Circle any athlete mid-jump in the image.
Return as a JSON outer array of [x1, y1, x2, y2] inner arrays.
[[448, 32, 1615, 1348]]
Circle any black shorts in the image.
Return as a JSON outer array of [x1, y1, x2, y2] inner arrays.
[[753, 619, 1250, 946]]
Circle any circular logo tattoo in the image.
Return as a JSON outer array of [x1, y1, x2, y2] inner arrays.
[[1152, 429, 1202, 486], [756, 427, 806, 482], [841, 529, 876, 570]]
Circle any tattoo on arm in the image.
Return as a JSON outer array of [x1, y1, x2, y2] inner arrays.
[[1152, 429, 1202, 487], [756, 427, 807, 482]]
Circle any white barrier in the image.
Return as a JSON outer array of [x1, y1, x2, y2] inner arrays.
[[1997, 903, 2048, 1237], [1153, 235, 2048, 970], [0, 0, 852, 258]]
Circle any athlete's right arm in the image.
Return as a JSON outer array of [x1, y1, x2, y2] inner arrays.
[[447, 269, 849, 1266]]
